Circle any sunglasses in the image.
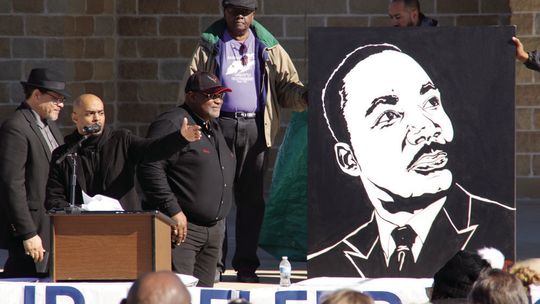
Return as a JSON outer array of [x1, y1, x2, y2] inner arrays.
[[198, 92, 225, 100], [239, 43, 248, 66], [225, 6, 254, 17]]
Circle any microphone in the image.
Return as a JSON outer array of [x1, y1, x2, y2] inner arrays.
[[55, 124, 102, 165], [83, 123, 101, 135]]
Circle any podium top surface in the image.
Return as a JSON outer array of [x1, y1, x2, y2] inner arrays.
[[48, 210, 176, 225]]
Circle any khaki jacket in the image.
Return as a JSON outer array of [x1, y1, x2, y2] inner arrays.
[[179, 19, 307, 147]]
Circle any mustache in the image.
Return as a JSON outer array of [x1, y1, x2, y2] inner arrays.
[[406, 142, 448, 172]]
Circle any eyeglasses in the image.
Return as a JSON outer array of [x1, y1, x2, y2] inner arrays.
[[44, 92, 66, 104], [198, 92, 225, 100], [239, 43, 248, 66]]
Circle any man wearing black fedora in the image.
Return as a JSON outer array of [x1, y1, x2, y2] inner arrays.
[[0, 68, 69, 277]]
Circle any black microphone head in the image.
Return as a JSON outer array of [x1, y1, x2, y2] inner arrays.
[[83, 123, 101, 135]]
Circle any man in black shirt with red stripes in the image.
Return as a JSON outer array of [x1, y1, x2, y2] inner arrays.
[[138, 72, 235, 287]]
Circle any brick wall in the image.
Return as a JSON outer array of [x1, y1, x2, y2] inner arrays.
[[0, 0, 539, 197], [512, 0, 540, 197]]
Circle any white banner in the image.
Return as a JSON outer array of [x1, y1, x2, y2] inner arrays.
[[1, 277, 538, 304]]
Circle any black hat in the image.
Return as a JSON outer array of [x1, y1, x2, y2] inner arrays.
[[20, 68, 70, 97], [185, 72, 232, 94], [222, 0, 257, 10]]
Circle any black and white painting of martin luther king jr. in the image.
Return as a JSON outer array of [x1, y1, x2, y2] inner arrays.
[[307, 43, 515, 278]]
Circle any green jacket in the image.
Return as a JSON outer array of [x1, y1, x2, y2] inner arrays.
[[179, 19, 307, 147]]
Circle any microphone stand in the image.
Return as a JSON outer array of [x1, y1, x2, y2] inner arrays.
[[66, 153, 81, 214], [59, 135, 90, 214]]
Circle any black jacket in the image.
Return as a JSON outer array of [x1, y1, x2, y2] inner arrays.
[[525, 50, 540, 71], [46, 126, 188, 211], [138, 106, 235, 226], [0, 102, 64, 250]]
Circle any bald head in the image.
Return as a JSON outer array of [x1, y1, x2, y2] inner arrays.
[[126, 271, 191, 304], [72, 94, 105, 135]]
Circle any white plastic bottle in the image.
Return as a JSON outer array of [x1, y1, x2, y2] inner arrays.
[[279, 256, 292, 287]]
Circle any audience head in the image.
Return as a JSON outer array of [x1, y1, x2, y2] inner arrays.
[[431, 250, 491, 300], [509, 264, 540, 296], [469, 269, 528, 304], [228, 299, 252, 304], [320, 289, 374, 304], [124, 271, 190, 304]]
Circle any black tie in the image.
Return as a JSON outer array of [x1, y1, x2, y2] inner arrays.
[[389, 225, 417, 272]]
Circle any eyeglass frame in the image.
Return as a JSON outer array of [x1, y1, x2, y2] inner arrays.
[[43, 91, 66, 104]]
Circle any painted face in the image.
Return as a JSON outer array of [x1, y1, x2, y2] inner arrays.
[[72, 95, 105, 135], [187, 92, 224, 121], [342, 50, 454, 201], [36, 90, 65, 121], [388, 2, 418, 27], [224, 6, 255, 37]]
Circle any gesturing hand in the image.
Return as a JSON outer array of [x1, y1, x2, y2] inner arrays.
[[180, 117, 202, 142]]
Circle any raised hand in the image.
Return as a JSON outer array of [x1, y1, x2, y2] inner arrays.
[[180, 117, 202, 142]]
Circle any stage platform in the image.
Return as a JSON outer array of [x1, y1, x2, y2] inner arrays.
[[0, 200, 538, 304]]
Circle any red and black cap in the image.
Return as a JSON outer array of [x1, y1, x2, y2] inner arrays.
[[185, 72, 232, 94]]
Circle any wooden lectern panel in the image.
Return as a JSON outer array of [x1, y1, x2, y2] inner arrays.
[[51, 212, 173, 281]]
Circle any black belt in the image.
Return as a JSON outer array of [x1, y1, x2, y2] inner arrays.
[[220, 111, 257, 119]]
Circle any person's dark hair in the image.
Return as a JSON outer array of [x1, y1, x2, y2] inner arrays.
[[468, 269, 528, 304], [431, 250, 491, 300], [320, 289, 374, 304], [390, 0, 420, 11], [321, 43, 401, 146]]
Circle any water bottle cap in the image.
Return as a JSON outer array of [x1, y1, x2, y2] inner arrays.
[[282, 256, 288, 260]]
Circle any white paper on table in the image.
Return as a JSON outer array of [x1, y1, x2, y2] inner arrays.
[[81, 191, 124, 211]]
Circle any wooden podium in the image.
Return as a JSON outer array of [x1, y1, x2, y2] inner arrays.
[[49, 211, 175, 281]]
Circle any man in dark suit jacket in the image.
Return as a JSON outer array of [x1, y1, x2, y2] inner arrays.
[[308, 44, 515, 278], [0, 68, 69, 277]]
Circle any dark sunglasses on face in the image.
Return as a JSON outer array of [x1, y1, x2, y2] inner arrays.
[[225, 6, 254, 17], [198, 92, 225, 100]]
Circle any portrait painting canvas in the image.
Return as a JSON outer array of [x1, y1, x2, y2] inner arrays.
[[307, 26, 515, 278]]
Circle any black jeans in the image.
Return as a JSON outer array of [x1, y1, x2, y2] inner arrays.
[[172, 220, 225, 287], [218, 116, 268, 275]]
